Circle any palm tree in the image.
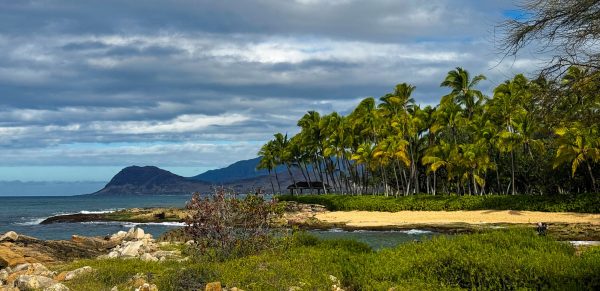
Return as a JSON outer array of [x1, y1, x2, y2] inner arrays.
[[257, 142, 277, 194], [440, 67, 486, 119], [553, 123, 600, 192]]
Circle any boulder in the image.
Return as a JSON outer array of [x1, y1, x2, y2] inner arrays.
[[0, 268, 8, 281], [140, 253, 158, 262], [11, 263, 55, 277], [0, 232, 18, 243], [110, 231, 128, 242], [44, 283, 70, 291], [63, 266, 93, 281], [135, 283, 158, 291], [126, 228, 145, 240], [120, 241, 144, 257], [15, 274, 56, 290], [205, 281, 222, 291], [71, 235, 118, 250], [0, 245, 27, 268]]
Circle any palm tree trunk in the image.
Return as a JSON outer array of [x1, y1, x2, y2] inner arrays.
[[274, 169, 281, 194], [511, 150, 516, 195], [392, 162, 400, 197], [268, 169, 275, 194], [286, 163, 296, 188], [586, 160, 597, 192]]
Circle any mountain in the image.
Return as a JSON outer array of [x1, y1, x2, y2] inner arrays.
[[191, 157, 285, 183], [91, 166, 211, 195], [91, 159, 305, 195]]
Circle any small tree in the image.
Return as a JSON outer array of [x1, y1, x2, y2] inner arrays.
[[184, 188, 283, 261]]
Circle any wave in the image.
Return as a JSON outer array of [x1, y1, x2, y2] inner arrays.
[[13, 217, 47, 225], [80, 221, 185, 227], [401, 229, 433, 235], [11, 208, 120, 226]]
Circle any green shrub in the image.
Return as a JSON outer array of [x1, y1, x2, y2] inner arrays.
[[58, 229, 600, 290], [278, 193, 600, 213]]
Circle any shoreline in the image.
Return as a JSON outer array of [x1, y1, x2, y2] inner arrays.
[[38, 204, 600, 241]]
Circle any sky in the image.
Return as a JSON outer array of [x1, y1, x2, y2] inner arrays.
[[0, 0, 544, 182]]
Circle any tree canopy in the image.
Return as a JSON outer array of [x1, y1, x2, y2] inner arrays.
[[258, 67, 600, 196]]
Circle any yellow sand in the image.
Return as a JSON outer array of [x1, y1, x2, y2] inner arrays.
[[314, 210, 600, 227]]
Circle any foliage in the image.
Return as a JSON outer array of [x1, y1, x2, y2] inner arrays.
[[58, 229, 600, 290], [258, 67, 600, 196], [184, 188, 283, 261], [277, 193, 600, 213]]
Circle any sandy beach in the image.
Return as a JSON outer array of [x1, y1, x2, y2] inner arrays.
[[314, 210, 600, 227]]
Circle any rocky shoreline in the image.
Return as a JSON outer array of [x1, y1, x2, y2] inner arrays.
[[1, 227, 184, 291]]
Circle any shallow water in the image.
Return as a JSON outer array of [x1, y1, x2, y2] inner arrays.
[[0, 195, 439, 248], [310, 228, 440, 249]]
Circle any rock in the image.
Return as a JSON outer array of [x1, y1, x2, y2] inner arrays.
[[11, 263, 55, 277], [230, 288, 244, 291], [0, 268, 8, 282], [120, 241, 144, 257], [135, 283, 158, 291], [127, 228, 145, 240], [15, 274, 56, 290], [140, 253, 158, 262], [0, 286, 20, 291], [110, 231, 128, 242], [0, 246, 27, 268], [205, 281, 222, 291], [111, 286, 118, 291], [63, 266, 93, 281], [44, 282, 70, 291], [71, 235, 118, 250], [107, 251, 120, 258], [0, 232, 18, 243], [288, 287, 302, 291]]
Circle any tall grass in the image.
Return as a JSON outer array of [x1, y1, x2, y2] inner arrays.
[[277, 193, 600, 213], [60, 229, 600, 290]]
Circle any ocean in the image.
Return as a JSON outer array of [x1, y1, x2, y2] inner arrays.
[[0, 195, 438, 249], [0, 195, 191, 240]]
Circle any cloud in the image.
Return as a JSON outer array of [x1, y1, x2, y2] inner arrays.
[[0, 0, 532, 179]]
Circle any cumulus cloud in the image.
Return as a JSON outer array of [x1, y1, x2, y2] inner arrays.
[[0, 0, 534, 179]]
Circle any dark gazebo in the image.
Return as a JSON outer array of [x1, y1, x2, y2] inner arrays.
[[287, 181, 331, 195]]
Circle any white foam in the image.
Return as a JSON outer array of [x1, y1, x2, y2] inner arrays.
[[79, 209, 117, 214], [328, 228, 344, 233], [14, 217, 47, 225], [401, 229, 433, 235]]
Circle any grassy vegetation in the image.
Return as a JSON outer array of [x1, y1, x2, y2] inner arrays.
[[278, 193, 600, 213], [57, 229, 600, 290]]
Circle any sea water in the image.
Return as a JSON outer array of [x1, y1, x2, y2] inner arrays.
[[0, 195, 439, 248], [0, 195, 191, 240]]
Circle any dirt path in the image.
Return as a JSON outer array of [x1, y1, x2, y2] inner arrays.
[[314, 210, 600, 227]]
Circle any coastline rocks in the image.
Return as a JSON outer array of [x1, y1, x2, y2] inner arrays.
[[126, 228, 145, 240], [1, 233, 102, 269], [0, 232, 18, 243], [71, 235, 119, 250], [0, 247, 27, 268], [101, 227, 182, 262], [61, 266, 93, 281], [205, 281, 222, 291], [44, 283, 70, 291], [15, 274, 56, 290]]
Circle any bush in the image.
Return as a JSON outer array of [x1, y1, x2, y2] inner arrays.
[[184, 188, 283, 261], [58, 229, 600, 290], [278, 193, 600, 213]]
